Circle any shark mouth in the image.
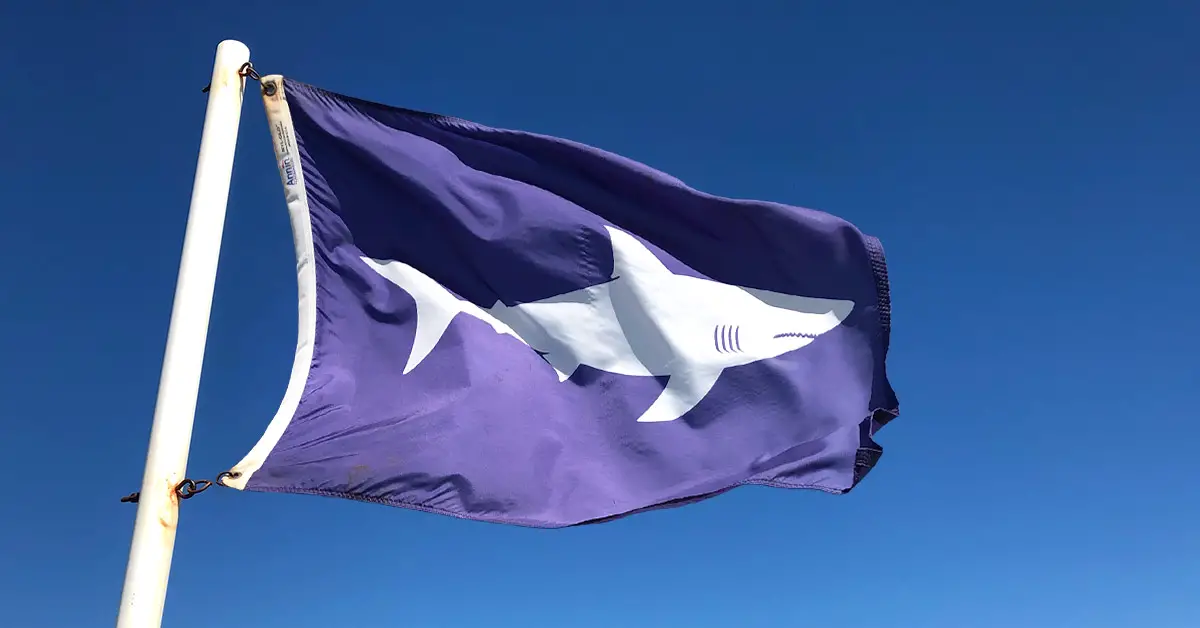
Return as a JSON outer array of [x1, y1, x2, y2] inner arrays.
[[715, 327, 822, 354]]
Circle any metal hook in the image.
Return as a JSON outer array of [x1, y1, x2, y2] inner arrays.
[[202, 61, 261, 93]]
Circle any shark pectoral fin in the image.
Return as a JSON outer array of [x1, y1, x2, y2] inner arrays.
[[635, 368, 723, 423], [604, 226, 671, 278]]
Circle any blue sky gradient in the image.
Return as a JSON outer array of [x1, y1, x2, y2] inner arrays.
[[1, 2, 1197, 626]]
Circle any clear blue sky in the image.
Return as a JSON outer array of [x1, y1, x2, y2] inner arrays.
[[2, 2, 1196, 626]]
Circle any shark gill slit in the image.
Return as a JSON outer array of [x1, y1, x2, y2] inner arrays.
[[734, 326, 741, 352]]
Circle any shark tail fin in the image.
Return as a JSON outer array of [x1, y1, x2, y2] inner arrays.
[[537, 350, 577, 382], [360, 257, 465, 374]]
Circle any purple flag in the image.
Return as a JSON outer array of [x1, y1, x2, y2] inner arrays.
[[224, 77, 899, 527]]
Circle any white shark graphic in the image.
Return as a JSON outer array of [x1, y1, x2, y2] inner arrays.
[[361, 226, 854, 423]]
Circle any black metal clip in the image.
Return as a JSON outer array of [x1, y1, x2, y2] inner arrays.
[[119, 478, 216, 504], [202, 61, 261, 93]]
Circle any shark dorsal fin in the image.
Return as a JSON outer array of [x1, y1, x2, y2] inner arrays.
[[605, 226, 671, 279]]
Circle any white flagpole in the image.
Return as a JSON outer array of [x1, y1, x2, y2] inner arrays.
[[116, 39, 251, 628]]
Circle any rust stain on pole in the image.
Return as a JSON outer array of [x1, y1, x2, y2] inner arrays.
[[158, 478, 180, 531]]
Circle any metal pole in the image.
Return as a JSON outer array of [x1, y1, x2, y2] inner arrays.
[[116, 39, 250, 628]]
